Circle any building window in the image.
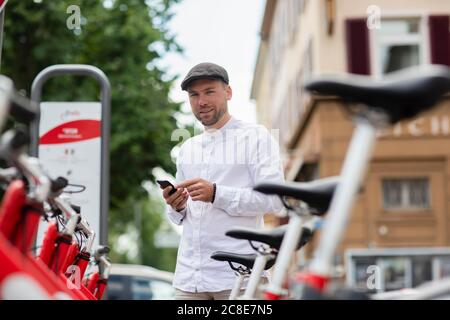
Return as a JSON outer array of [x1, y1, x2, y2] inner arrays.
[[382, 257, 409, 291], [373, 18, 427, 77], [295, 163, 319, 182], [353, 257, 377, 293], [348, 251, 450, 293], [269, 0, 302, 80], [382, 178, 430, 210], [435, 257, 450, 279], [294, 40, 313, 117], [411, 257, 432, 288]]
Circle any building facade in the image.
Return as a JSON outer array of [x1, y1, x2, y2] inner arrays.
[[252, 0, 450, 290]]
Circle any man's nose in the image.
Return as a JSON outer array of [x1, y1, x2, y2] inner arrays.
[[198, 95, 208, 107]]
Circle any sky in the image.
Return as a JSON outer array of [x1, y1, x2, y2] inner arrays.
[[160, 0, 266, 126]]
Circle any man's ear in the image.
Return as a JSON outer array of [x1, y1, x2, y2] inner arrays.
[[226, 85, 232, 100]]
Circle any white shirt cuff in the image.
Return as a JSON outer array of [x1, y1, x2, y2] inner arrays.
[[167, 206, 187, 225], [212, 185, 235, 210]]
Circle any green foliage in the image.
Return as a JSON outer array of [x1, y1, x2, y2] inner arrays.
[[2, 0, 186, 269], [109, 195, 178, 272]]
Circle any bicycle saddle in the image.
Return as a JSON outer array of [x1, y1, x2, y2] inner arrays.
[[254, 176, 339, 215], [210, 251, 276, 270], [225, 224, 314, 251], [305, 65, 450, 124]]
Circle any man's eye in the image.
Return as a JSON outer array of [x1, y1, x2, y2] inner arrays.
[[206, 91, 214, 94], [189, 93, 198, 97]]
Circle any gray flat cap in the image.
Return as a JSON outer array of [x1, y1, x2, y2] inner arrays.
[[181, 62, 229, 91]]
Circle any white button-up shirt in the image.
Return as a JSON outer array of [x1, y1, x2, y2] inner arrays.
[[166, 116, 284, 292]]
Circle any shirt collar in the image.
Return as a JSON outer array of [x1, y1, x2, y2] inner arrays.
[[203, 116, 238, 138]]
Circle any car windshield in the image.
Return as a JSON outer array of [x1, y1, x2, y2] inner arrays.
[[104, 274, 175, 300]]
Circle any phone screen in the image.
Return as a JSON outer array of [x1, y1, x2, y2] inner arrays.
[[157, 180, 177, 195]]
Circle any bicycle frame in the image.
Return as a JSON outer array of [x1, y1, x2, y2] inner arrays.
[[36, 211, 97, 299], [0, 230, 79, 299], [229, 270, 250, 300], [0, 178, 94, 299], [264, 212, 318, 300], [86, 269, 108, 299], [0, 180, 42, 254], [0, 79, 108, 300], [298, 112, 383, 295], [238, 249, 274, 300]]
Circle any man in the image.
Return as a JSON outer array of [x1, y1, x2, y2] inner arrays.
[[161, 62, 284, 300]]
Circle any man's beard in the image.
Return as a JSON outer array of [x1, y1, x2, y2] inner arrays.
[[196, 107, 225, 126]]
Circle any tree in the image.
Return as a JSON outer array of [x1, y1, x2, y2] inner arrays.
[[110, 194, 178, 271], [2, 0, 185, 270]]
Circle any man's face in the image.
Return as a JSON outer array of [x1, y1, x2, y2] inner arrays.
[[187, 79, 232, 127]]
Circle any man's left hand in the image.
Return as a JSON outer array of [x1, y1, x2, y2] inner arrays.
[[176, 178, 214, 203]]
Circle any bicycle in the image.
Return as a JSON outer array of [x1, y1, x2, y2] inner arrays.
[[251, 176, 338, 300], [0, 75, 111, 300], [213, 223, 315, 300], [290, 64, 450, 299], [210, 251, 275, 300], [211, 176, 338, 300]]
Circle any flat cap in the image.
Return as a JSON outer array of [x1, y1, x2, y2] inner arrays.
[[181, 62, 229, 91]]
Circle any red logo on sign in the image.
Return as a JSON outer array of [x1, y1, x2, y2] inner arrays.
[[39, 120, 101, 145]]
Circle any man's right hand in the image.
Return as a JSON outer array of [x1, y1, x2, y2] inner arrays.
[[161, 186, 189, 212]]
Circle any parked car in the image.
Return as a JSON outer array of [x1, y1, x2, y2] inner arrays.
[[103, 264, 175, 300]]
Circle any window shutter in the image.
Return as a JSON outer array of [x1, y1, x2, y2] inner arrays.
[[345, 18, 371, 75], [429, 15, 450, 66]]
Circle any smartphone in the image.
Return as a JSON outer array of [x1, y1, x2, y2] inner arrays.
[[157, 180, 177, 195]]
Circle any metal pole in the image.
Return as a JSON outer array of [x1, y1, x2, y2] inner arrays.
[[240, 255, 270, 299], [30, 64, 111, 246], [0, 9, 5, 70], [134, 201, 142, 264], [229, 274, 246, 300], [309, 118, 377, 276], [265, 214, 304, 296]]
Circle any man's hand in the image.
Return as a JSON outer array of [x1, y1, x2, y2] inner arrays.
[[160, 185, 189, 211], [177, 178, 214, 203]]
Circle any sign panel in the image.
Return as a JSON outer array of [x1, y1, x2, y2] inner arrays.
[[36, 102, 102, 248]]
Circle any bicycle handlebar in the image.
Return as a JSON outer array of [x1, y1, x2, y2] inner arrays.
[[0, 131, 76, 208], [0, 76, 14, 132], [10, 92, 38, 123], [0, 129, 30, 159], [50, 176, 69, 194], [76, 218, 95, 254], [0, 167, 19, 183], [16, 154, 51, 203], [93, 246, 111, 280], [71, 204, 81, 214], [94, 245, 110, 259], [0, 75, 38, 128], [98, 255, 111, 280], [50, 196, 79, 236]]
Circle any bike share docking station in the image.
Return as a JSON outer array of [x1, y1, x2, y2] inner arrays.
[[30, 64, 111, 248]]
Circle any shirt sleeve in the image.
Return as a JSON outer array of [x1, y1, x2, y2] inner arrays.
[[165, 149, 188, 225], [212, 126, 285, 217]]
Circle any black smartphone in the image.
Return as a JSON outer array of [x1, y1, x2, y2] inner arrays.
[[157, 180, 177, 195]]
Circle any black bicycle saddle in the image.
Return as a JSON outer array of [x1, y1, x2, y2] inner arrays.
[[305, 65, 450, 124], [254, 176, 339, 215], [210, 251, 276, 270], [225, 224, 314, 251]]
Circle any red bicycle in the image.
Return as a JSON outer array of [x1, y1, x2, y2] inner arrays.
[[0, 75, 110, 300]]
